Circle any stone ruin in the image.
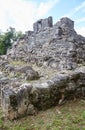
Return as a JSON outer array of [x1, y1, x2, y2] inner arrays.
[[7, 16, 85, 70], [33, 16, 53, 33], [0, 16, 85, 120]]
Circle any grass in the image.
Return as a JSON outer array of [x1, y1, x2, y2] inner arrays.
[[0, 99, 85, 130], [9, 60, 26, 67]]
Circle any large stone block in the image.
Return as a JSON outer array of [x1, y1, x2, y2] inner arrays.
[[33, 16, 53, 33], [1, 66, 85, 120], [55, 17, 74, 29]]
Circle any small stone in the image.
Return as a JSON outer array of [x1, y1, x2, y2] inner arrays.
[[25, 70, 39, 80]]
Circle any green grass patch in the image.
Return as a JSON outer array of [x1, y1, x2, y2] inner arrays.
[[0, 100, 85, 130]]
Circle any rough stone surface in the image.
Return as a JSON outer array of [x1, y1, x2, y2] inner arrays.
[[25, 69, 39, 80], [1, 16, 85, 120], [1, 66, 85, 120], [33, 16, 53, 33], [7, 17, 85, 70]]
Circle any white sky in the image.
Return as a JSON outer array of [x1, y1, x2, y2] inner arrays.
[[0, 0, 85, 36], [0, 0, 59, 32]]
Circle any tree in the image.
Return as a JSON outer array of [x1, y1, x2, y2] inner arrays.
[[0, 27, 23, 55], [0, 35, 6, 55]]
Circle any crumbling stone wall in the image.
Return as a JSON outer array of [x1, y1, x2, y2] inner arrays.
[[55, 17, 74, 29], [33, 16, 53, 33], [1, 66, 85, 120], [1, 16, 85, 120], [7, 16, 85, 70]]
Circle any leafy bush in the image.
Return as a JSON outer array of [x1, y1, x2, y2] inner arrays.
[[0, 27, 22, 55]]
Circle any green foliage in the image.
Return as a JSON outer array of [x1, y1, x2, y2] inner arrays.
[[0, 37, 6, 55], [0, 27, 23, 55], [82, 111, 85, 119]]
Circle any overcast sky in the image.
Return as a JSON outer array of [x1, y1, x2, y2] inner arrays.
[[0, 0, 85, 36]]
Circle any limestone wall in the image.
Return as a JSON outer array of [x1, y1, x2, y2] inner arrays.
[[1, 66, 85, 120], [7, 17, 85, 70]]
